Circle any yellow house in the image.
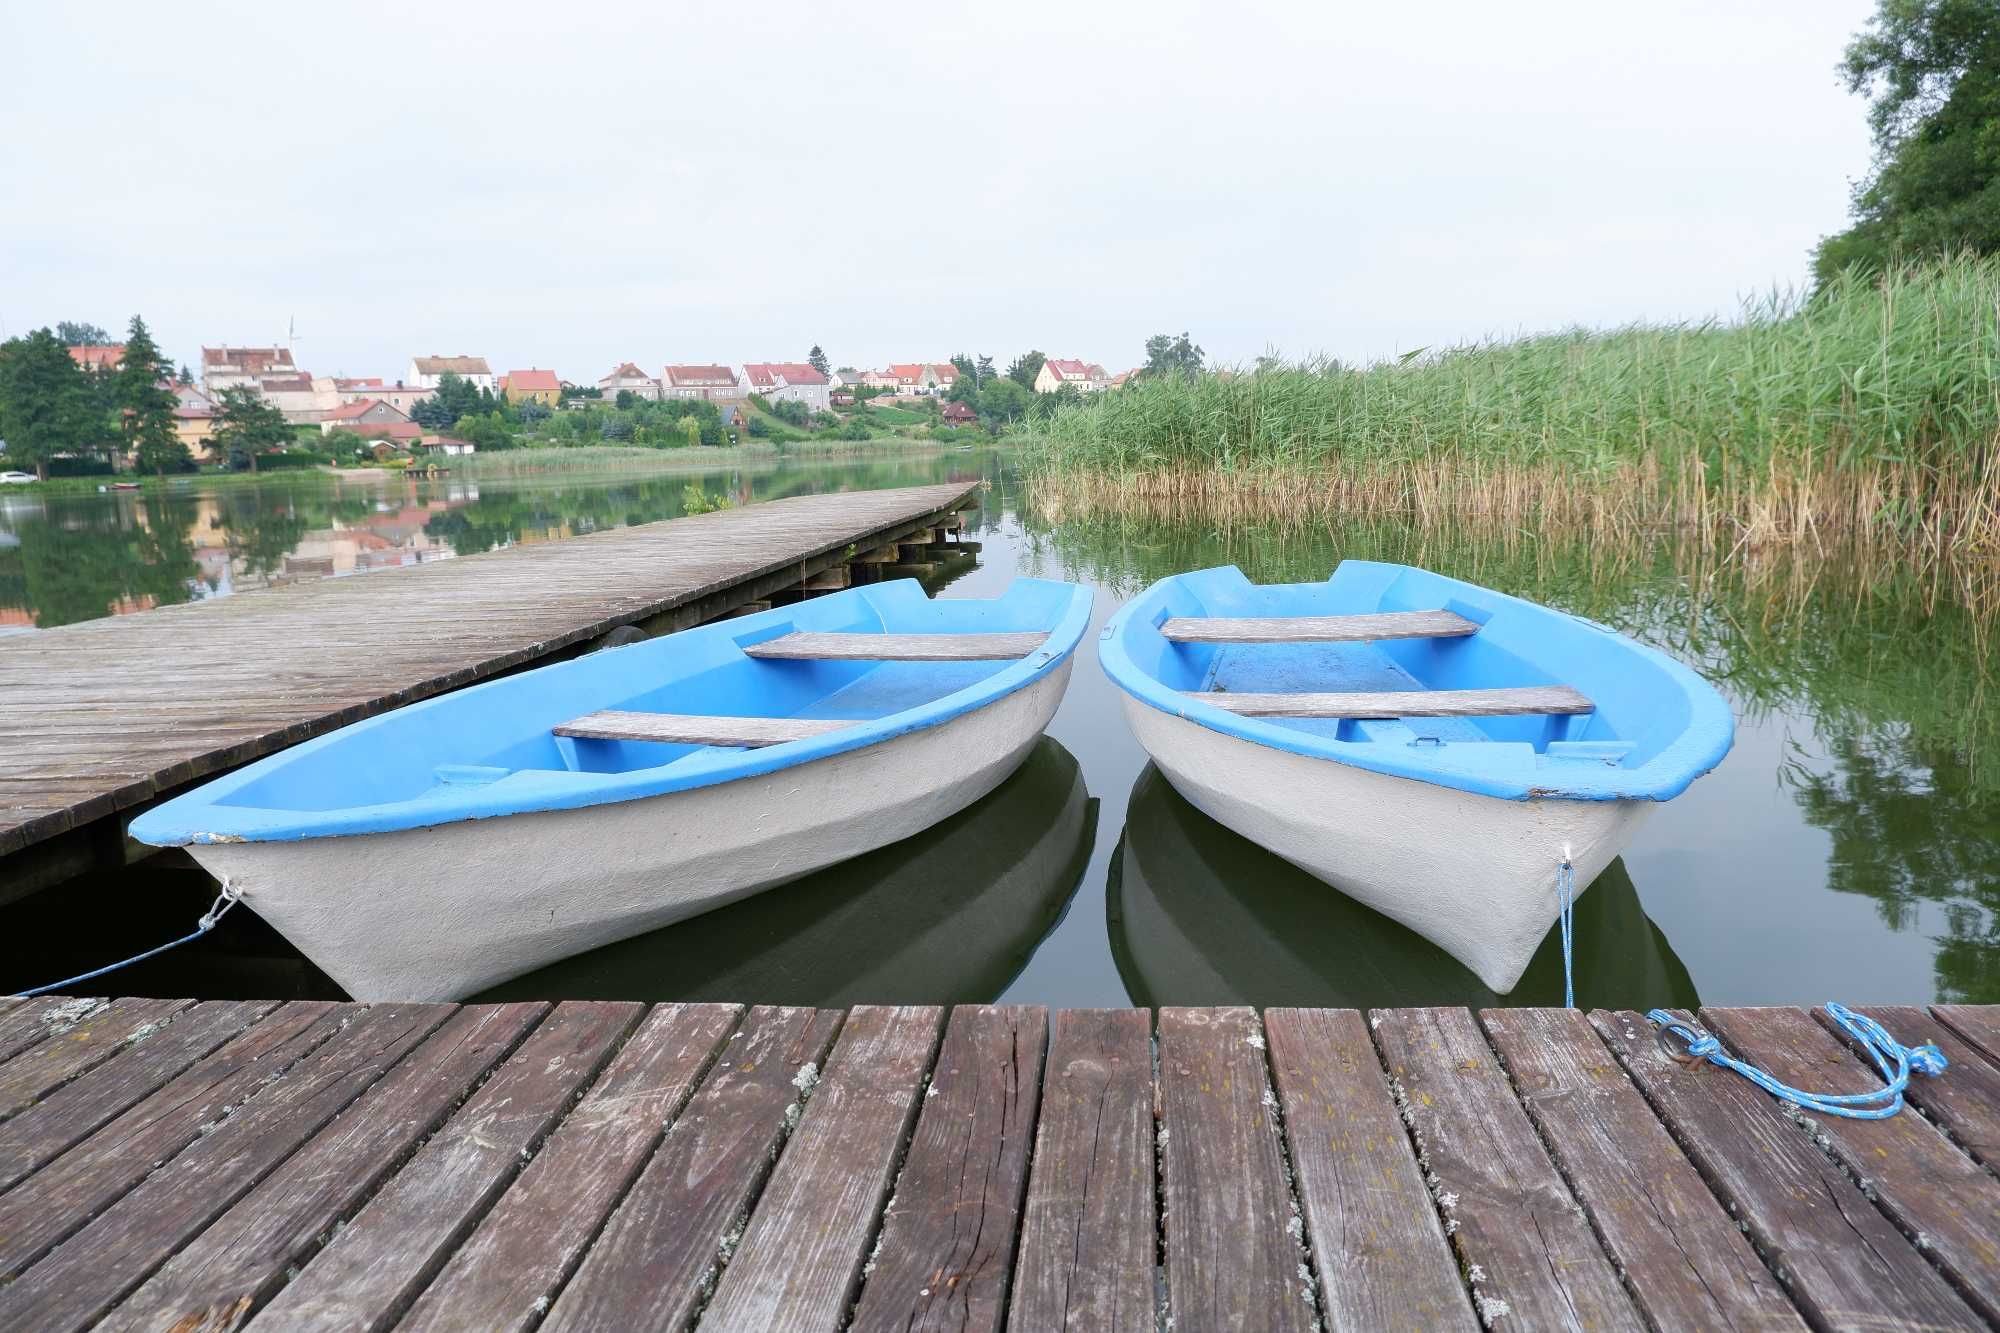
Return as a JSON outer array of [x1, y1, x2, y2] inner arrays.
[[172, 384, 222, 462], [500, 368, 561, 407]]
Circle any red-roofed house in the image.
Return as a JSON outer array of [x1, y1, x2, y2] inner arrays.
[[1034, 359, 1111, 394], [318, 398, 413, 436], [69, 345, 125, 373], [742, 363, 830, 412], [940, 400, 978, 425], [171, 384, 220, 461], [500, 369, 562, 407], [598, 363, 662, 401], [885, 363, 958, 396], [663, 365, 745, 402], [202, 346, 297, 394]]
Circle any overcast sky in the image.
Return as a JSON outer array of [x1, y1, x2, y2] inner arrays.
[[1, 1, 1878, 381]]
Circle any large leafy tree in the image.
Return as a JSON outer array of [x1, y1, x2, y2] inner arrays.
[[118, 315, 191, 475], [1142, 332, 1204, 379], [211, 386, 292, 472], [1005, 350, 1046, 389], [56, 321, 112, 347], [0, 329, 96, 479], [1815, 0, 2000, 279]]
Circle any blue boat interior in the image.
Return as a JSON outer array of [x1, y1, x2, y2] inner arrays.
[[1102, 563, 1734, 802], [133, 577, 1090, 843]]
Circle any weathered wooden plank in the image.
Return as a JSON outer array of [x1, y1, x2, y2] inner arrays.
[[1593, 1009, 1982, 1331], [1161, 609, 1481, 643], [850, 1005, 1048, 1333], [1934, 1003, 2000, 1068], [540, 1005, 844, 1333], [0, 1003, 342, 1283], [700, 1005, 946, 1333], [1372, 1006, 1640, 1331], [0, 995, 195, 1121], [240, 1002, 640, 1332], [553, 709, 854, 748], [0, 999, 275, 1192], [1703, 1005, 2000, 1324], [1008, 1009, 1155, 1333], [744, 630, 1049, 660], [397, 1002, 740, 1333], [1823, 1005, 2000, 1172], [1189, 684, 1594, 719], [0, 1003, 452, 1331], [1479, 1008, 1804, 1332], [1155, 1006, 1314, 1332], [0, 995, 107, 1065], [1265, 1008, 1473, 1333], [98, 1002, 547, 1333]]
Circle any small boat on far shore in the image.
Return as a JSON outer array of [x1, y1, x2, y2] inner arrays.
[[1100, 562, 1732, 992], [131, 576, 1092, 1001]]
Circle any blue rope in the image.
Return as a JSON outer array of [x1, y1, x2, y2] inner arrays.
[[1647, 1003, 1948, 1119], [1557, 858, 1576, 1008], [15, 884, 240, 999]]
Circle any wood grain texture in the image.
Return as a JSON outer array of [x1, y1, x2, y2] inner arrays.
[[1156, 1006, 1314, 1333], [1703, 1005, 2000, 1324], [0, 1002, 341, 1284], [1934, 1003, 2000, 1068], [0, 1003, 452, 1332], [1593, 1009, 1982, 1331], [0, 995, 194, 1120], [0, 482, 976, 854], [1188, 684, 1594, 718], [540, 1005, 845, 1333], [0, 999, 274, 1192], [743, 630, 1050, 660], [1479, 1007, 1804, 1332], [1007, 1009, 1155, 1333], [1824, 1005, 2000, 1172], [553, 709, 854, 748], [1371, 1006, 1641, 1332], [101, 1002, 547, 1333], [1264, 1008, 1473, 1333], [245, 1002, 642, 1333], [397, 1002, 740, 1333], [0, 995, 105, 1065], [850, 1005, 1048, 1333], [700, 1005, 947, 1333], [1160, 609, 1481, 643]]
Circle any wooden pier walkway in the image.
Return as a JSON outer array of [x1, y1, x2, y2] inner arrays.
[[0, 997, 1993, 1331], [0, 481, 978, 887]]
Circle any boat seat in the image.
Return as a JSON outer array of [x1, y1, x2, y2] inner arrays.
[[1186, 685, 1593, 719], [1159, 609, 1479, 643], [553, 711, 856, 749], [744, 631, 1048, 661]]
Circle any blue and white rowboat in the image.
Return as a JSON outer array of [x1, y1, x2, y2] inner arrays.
[[131, 577, 1092, 1001], [1099, 562, 1733, 992]]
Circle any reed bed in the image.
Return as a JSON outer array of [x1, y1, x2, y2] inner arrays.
[[1026, 257, 2000, 552]]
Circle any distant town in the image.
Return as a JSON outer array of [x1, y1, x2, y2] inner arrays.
[[0, 317, 1158, 480]]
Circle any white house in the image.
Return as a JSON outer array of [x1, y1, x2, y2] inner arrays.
[[663, 365, 745, 401], [1034, 358, 1111, 393], [407, 355, 496, 391], [743, 363, 831, 412], [598, 362, 662, 401]]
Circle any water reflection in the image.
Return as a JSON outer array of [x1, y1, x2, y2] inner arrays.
[[474, 737, 1097, 1006], [1108, 764, 1699, 1010]]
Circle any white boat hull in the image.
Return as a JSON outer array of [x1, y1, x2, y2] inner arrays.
[[1122, 698, 1651, 993], [187, 661, 1073, 1002]]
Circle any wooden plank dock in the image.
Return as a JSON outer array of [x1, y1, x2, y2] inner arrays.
[[0, 997, 1992, 1331], [0, 481, 978, 889]]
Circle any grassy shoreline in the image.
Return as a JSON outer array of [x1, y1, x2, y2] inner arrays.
[[1025, 258, 2000, 552]]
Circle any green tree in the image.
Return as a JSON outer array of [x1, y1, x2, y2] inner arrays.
[[176, 364, 194, 386], [212, 386, 292, 472], [118, 316, 191, 476], [979, 376, 1031, 422], [807, 344, 830, 377], [0, 329, 96, 480], [976, 354, 996, 386], [1006, 350, 1046, 389], [950, 353, 977, 384], [56, 321, 112, 347], [1142, 332, 1205, 379], [1814, 0, 2000, 280]]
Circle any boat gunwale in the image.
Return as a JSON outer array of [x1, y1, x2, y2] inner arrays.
[[1098, 562, 1733, 804], [130, 577, 1093, 845]]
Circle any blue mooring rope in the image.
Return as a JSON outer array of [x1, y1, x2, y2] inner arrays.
[[16, 883, 241, 999], [1553, 859, 1941, 1118]]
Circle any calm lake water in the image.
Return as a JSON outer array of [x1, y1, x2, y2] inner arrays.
[[3, 450, 1994, 1009]]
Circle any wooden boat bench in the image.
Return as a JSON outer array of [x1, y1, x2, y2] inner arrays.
[[1188, 685, 1594, 718], [1160, 609, 1479, 643], [553, 711, 856, 749], [742, 631, 1048, 660]]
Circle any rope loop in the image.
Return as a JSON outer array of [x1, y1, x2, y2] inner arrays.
[[16, 878, 244, 998], [1644, 1002, 1947, 1120]]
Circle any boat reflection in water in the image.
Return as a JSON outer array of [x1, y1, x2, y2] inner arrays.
[[477, 737, 1096, 1007], [1109, 765, 1698, 1011]]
